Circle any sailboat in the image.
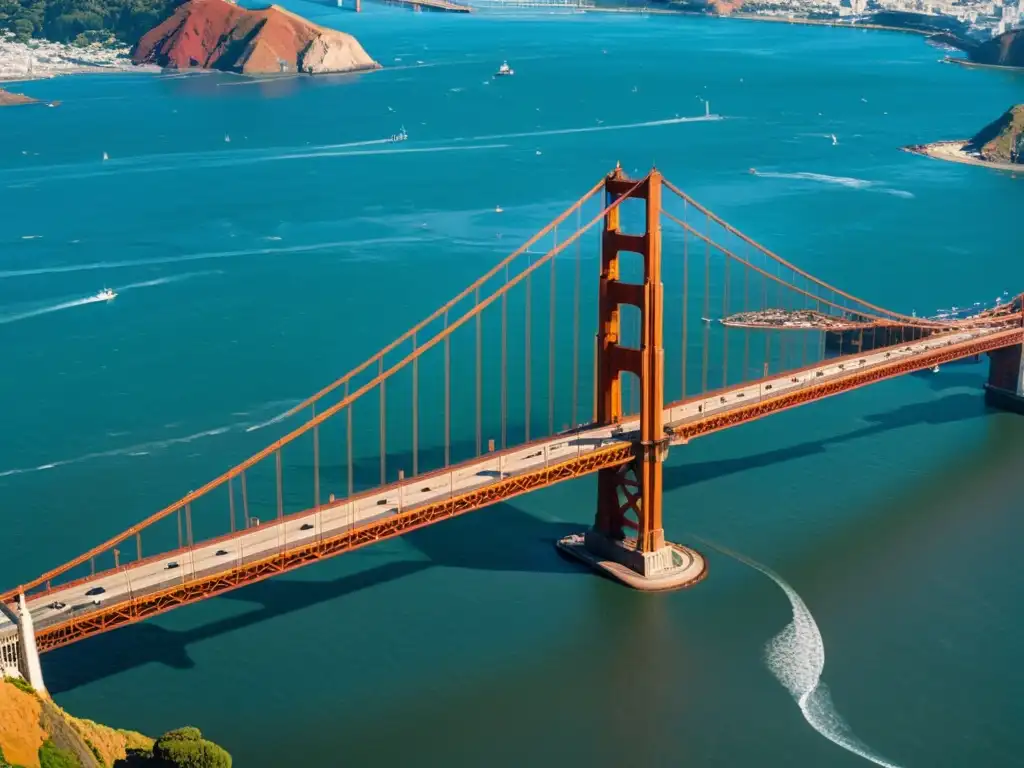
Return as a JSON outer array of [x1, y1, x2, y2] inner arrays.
[[102, 152, 109, 162], [831, 133, 838, 146], [224, 134, 231, 143]]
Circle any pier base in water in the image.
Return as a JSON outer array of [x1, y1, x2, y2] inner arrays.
[[556, 532, 707, 592], [985, 385, 1024, 415], [986, 345, 1024, 415]]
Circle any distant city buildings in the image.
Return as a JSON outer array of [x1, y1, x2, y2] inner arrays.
[[731, 0, 1021, 37]]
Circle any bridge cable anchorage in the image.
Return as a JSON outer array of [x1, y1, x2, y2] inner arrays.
[[11, 168, 1024, 644]]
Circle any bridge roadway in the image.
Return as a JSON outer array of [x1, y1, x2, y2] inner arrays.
[[1, 325, 1018, 649]]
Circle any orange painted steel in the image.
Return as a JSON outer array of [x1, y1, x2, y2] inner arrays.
[[666, 329, 1024, 444], [663, 180, 943, 328], [270, 179, 604, 426], [8, 167, 1024, 648], [594, 167, 668, 553], [33, 443, 635, 653], [27, 329, 1016, 651], [663, 208, 944, 329], [0, 177, 635, 604]]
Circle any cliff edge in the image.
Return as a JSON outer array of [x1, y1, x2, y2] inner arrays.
[[963, 104, 1024, 164], [936, 28, 1024, 68], [1, 675, 230, 768], [131, 0, 380, 76]]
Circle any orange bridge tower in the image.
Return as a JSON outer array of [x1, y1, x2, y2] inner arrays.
[[557, 167, 706, 591]]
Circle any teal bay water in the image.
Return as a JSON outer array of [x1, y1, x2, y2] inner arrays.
[[2, 6, 1024, 766]]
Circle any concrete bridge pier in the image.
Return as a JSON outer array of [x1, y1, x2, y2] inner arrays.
[[986, 344, 1024, 414], [16, 593, 46, 694]]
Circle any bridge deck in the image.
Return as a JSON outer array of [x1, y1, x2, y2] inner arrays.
[[3, 325, 1017, 650]]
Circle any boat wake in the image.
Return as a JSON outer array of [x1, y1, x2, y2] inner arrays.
[[0, 236, 427, 280], [698, 538, 904, 768], [3, 142, 508, 187], [0, 399, 295, 479], [0, 272, 215, 325], [0, 425, 232, 479], [752, 171, 913, 199], [466, 114, 722, 142]]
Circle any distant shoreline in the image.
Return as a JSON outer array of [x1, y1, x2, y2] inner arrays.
[[903, 141, 1023, 174], [0, 64, 160, 85], [585, 6, 938, 37]]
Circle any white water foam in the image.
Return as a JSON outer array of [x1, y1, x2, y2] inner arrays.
[[3, 142, 507, 187], [0, 272, 216, 325], [244, 398, 305, 432], [0, 397, 297, 479], [752, 171, 914, 199], [699, 539, 904, 768], [0, 426, 232, 479], [467, 114, 722, 142], [0, 236, 430, 280]]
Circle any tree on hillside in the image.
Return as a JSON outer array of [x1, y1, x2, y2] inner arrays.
[[0, 0, 186, 44]]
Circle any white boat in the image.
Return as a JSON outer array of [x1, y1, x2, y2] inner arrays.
[[94, 288, 116, 301], [102, 152, 109, 162], [831, 133, 838, 145], [494, 205, 504, 213], [224, 134, 231, 143], [389, 126, 408, 143], [494, 61, 514, 77]]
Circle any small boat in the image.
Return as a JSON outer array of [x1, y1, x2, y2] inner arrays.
[[831, 133, 838, 146], [748, 168, 757, 175], [94, 288, 117, 301], [701, 316, 713, 324], [494, 205, 504, 213], [494, 61, 514, 77], [931, 365, 940, 373], [225, 134, 231, 143], [389, 126, 408, 143], [102, 152, 109, 162]]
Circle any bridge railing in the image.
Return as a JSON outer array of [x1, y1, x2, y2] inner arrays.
[[1, 174, 640, 605]]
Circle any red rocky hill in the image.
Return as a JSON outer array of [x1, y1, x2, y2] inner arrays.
[[131, 0, 380, 76]]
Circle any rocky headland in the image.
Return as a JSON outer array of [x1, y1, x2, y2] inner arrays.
[[0, 87, 38, 106], [903, 104, 1024, 172], [131, 0, 380, 76], [934, 28, 1024, 68]]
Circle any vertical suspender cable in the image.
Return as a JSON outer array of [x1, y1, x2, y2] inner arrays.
[[379, 357, 386, 484], [501, 264, 508, 448], [681, 199, 689, 399], [548, 226, 557, 436], [572, 208, 581, 426], [475, 286, 482, 456]]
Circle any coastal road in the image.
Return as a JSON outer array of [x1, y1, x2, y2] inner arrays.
[[1, 324, 1016, 650]]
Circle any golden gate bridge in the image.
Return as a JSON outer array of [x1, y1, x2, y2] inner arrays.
[[2, 166, 1022, 692]]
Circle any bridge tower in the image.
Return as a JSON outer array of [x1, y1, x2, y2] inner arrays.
[[559, 166, 706, 591]]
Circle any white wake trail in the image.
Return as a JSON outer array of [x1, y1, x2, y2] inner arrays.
[[0, 295, 108, 325], [699, 539, 904, 768], [751, 171, 913, 199], [467, 114, 722, 142], [0, 272, 215, 326]]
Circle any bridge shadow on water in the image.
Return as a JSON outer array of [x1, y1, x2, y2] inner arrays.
[[664, 388, 988, 490], [45, 384, 989, 693], [44, 503, 583, 694]]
